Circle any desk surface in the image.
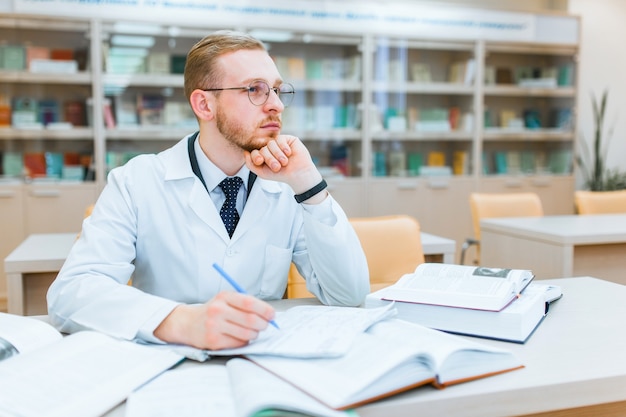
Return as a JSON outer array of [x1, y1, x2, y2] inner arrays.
[[104, 277, 626, 417], [481, 213, 626, 245], [4, 233, 77, 273]]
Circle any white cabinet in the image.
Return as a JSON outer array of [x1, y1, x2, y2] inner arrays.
[[0, 183, 25, 309]]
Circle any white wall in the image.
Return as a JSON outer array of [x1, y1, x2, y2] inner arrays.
[[569, 0, 626, 186]]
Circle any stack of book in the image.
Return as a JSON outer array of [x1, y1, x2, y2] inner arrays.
[[365, 263, 562, 343]]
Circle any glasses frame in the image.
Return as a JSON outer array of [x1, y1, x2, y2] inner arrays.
[[202, 80, 295, 107]]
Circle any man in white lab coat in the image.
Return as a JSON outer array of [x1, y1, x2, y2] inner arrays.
[[47, 30, 370, 350]]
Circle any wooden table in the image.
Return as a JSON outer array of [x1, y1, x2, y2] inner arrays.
[[480, 214, 626, 284]]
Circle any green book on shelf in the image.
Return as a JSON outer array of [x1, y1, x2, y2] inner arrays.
[[520, 151, 535, 174], [494, 152, 508, 174], [2, 152, 23, 177], [408, 152, 423, 176], [549, 150, 572, 174]]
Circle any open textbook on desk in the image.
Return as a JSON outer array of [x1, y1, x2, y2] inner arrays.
[[0, 312, 183, 417], [128, 309, 523, 416], [379, 263, 535, 311]]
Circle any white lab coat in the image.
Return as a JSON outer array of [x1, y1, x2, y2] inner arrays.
[[47, 135, 370, 342]]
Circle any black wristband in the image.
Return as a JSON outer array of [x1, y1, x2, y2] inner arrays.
[[294, 179, 328, 203]]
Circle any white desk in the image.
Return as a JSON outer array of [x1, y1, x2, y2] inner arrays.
[[420, 232, 456, 264], [102, 277, 626, 417], [3, 232, 456, 316], [4, 233, 77, 316], [480, 214, 626, 284]]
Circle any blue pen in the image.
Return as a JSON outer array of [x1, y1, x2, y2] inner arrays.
[[212, 263, 280, 329]]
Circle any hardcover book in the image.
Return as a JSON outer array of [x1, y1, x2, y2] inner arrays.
[[366, 283, 561, 343], [377, 263, 535, 312]]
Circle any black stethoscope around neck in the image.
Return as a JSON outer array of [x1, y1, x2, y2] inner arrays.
[[187, 131, 257, 201]]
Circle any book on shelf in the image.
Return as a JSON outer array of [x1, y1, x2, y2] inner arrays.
[[551, 108, 573, 129], [377, 263, 535, 312], [495, 67, 513, 84], [0, 44, 26, 70], [523, 108, 542, 128], [407, 152, 423, 176], [0, 95, 10, 126], [494, 151, 508, 174], [549, 149, 573, 174], [410, 62, 432, 82], [427, 151, 446, 167], [137, 93, 165, 126], [170, 54, 186, 74], [507, 151, 522, 175], [38, 99, 60, 126], [23, 152, 46, 178], [11, 97, 40, 128], [2, 151, 23, 177], [521, 150, 536, 173], [557, 64, 574, 86], [330, 143, 350, 176], [64, 100, 87, 126], [50, 48, 74, 61], [0, 312, 183, 417], [448, 59, 475, 85], [499, 109, 517, 128], [388, 149, 407, 176], [366, 282, 562, 343], [146, 52, 170, 74], [25, 45, 49, 71], [287, 57, 306, 79], [452, 150, 468, 175]]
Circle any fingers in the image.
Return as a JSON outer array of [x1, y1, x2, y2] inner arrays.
[[249, 135, 296, 172], [203, 292, 276, 349]]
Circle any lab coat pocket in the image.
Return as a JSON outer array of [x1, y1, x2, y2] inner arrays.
[[260, 245, 292, 298]]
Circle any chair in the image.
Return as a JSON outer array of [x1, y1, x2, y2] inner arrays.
[[287, 215, 425, 298], [460, 192, 544, 265], [574, 190, 626, 214]]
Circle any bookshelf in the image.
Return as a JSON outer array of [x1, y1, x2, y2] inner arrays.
[[0, 10, 580, 308]]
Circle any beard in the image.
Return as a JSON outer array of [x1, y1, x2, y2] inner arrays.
[[216, 106, 280, 152]]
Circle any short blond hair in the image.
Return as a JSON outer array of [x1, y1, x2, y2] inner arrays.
[[184, 30, 266, 100]]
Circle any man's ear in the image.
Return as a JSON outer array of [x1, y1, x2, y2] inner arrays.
[[189, 90, 215, 121]]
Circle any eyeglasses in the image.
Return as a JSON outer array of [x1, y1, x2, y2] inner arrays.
[[203, 80, 295, 107]]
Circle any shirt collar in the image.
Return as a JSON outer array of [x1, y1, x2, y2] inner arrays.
[[193, 138, 250, 192]]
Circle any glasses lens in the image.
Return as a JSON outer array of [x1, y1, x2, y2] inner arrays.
[[247, 80, 270, 106], [278, 83, 295, 107]]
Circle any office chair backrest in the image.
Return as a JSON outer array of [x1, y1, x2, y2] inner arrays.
[[349, 215, 425, 292], [465, 192, 544, 264], [287, 215, 425, 298], [575, 190, 626, 214]]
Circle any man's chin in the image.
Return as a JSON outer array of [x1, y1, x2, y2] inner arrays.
[[244, 135, 279, 152]]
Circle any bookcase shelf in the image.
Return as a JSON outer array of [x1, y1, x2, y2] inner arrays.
[[0, 11, 580, 289]]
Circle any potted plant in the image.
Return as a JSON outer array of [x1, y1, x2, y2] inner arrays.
[[576, 90, 626, 190]]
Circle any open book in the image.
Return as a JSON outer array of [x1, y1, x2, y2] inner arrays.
[[366, 283, 562, 343], [379, 263, 534, 311], [127, 361, 355, 417], [247, 318, 523, 410], [126, 317, 522, 415], [0, 313, 183, 417]]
